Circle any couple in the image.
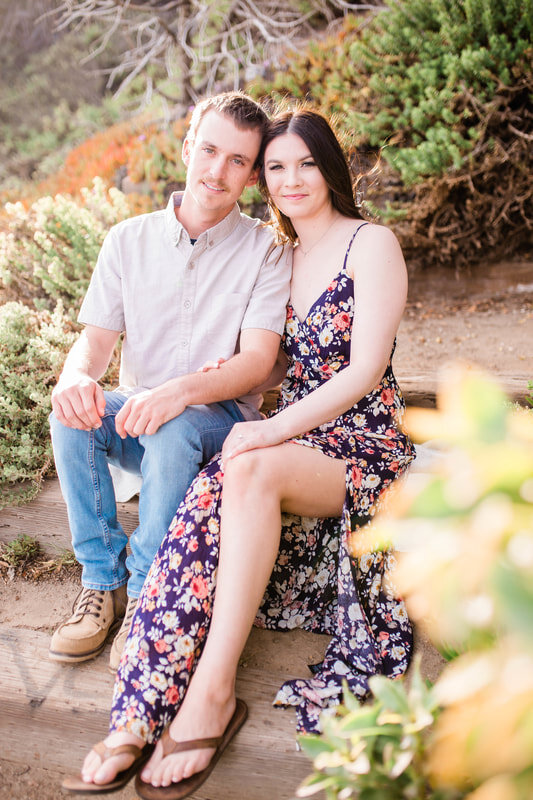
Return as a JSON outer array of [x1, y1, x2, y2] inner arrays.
[[53, 91, 414, 798]]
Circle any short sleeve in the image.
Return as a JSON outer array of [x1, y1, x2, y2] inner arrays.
[[78, 226, 125, 332], [240, 243, 292, 334]]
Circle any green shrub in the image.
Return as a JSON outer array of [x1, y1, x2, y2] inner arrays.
[[0, 178, 130, 315], [0, 301, 77, 508], [347, 0, 533, 180], [250, 2, 533, 269]]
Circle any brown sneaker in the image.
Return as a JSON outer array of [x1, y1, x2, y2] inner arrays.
[[109, 596, 139, 673], [49, 584, 128, 663]]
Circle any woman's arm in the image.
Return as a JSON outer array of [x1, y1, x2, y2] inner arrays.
[[222, 224, 407, 461]]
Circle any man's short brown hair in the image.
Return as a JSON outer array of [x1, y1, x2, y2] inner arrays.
[[187, 91, 269, 168]]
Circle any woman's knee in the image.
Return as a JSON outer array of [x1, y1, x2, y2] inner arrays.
[[224, 449, 278, 492]]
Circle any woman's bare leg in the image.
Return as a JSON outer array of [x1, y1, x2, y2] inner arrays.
[[141, 442, 345, 788]]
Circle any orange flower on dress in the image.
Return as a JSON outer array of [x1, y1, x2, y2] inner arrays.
[[191, 575, 209, 599], [197, 492, 213, 509], [381, 387, 395, 405], [165, 685, 180, 704]]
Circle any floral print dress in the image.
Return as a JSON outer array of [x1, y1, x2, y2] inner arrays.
[[110, 226, 415, 738]]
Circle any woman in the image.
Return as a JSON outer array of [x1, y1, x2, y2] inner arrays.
[[63, 109, 414, 798]]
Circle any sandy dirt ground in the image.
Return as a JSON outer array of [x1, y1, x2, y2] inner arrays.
[[395, 258, 532, 392], [1, 257, 532, 799]]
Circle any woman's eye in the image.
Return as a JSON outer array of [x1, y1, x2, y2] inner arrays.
[[268, 164, 283, 171], [302, 161, 316, 168]]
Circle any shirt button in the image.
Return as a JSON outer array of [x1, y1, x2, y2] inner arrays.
[[188, 261, 195, 270], [181, 340, 187, 348], [184, 299, 191, 310]]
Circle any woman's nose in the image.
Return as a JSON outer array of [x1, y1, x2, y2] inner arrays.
[[285, 166, 302, 186]]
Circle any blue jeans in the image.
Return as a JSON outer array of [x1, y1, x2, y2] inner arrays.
[[49, 391, 244, 597]]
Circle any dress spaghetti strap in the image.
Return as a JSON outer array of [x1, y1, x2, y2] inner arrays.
[[342, 222, 370, 269]]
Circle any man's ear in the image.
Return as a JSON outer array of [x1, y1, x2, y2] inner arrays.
[[182, 137, 191, 167], [245, 166, 260, 187]]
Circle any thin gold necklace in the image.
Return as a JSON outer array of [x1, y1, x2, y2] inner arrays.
[[298, 216, 340, 257]]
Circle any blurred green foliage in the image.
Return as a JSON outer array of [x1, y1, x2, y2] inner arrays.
[[301, 367, 533, 799]]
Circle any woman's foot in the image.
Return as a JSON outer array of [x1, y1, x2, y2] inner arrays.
[[81, 731, 145, 785], [140, 688, 236, 788]]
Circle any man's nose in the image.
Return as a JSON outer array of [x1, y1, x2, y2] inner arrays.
[[209, 155, 227, 180]]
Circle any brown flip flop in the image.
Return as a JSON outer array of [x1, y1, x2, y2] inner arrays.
[[134, 698, 248, 800], [62, 740, 153, 794]]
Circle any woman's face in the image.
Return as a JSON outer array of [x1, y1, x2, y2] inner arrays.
[[264, 132, 331, 221]]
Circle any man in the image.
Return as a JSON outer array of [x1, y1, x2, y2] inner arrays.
[[49, 92, 291, 671]]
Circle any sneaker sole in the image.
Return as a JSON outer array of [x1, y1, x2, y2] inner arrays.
[[48, 617, 123, 664]]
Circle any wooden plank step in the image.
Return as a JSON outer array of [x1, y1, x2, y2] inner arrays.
[[395, 370, 528, 407], [0, 478, 139, 555], [0, 625, 324, 800]]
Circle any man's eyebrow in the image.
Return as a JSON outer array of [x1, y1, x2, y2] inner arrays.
[[201, 139, 252, 164]]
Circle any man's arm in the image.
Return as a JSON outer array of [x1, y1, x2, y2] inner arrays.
[[51, 325, 121, 431], [115, 328, 280, 438]]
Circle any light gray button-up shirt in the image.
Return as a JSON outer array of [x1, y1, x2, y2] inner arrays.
[[78, 192, 292, 417]]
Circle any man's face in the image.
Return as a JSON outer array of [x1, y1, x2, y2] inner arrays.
[[182, 110, 262, 220]]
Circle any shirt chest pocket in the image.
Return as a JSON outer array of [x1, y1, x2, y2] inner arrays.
[[206, 292, 249, 351]]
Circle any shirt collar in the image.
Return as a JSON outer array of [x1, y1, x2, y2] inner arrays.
[[165, 191, 242, 248]]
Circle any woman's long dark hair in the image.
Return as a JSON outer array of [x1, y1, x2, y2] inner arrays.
[[258, 109, 364, 245]]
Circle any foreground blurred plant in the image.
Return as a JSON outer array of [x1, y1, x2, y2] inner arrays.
[[300, 366, 533, 799], [297, 660, 457, 800]]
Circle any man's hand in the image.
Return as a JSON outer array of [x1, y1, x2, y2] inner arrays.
[[50, 325, 119, 430], [115, 382, 187, 438], [51, 375, 107, 431]]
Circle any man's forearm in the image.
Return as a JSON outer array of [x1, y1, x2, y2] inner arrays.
[[58, 327, 119, 384], [168, 348, 277, 408]]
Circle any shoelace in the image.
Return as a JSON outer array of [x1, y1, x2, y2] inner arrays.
[[74, 587, 106, 618]]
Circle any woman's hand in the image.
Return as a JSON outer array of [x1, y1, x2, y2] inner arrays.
[[197, 357, 225, 373], [221, 418, 286, 464]]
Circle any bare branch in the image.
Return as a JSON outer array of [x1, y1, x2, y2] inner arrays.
[[46, 0, 384, 110]]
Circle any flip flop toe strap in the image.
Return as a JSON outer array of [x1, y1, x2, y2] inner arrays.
[[93, 740, 143, 763], [160, 730, 221, 757]]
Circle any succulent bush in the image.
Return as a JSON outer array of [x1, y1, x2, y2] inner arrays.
[[0, 301, 77, 507], [250, 1, 533, 269], [301, 367, 533, 799], [0, 178, 130, 315]]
